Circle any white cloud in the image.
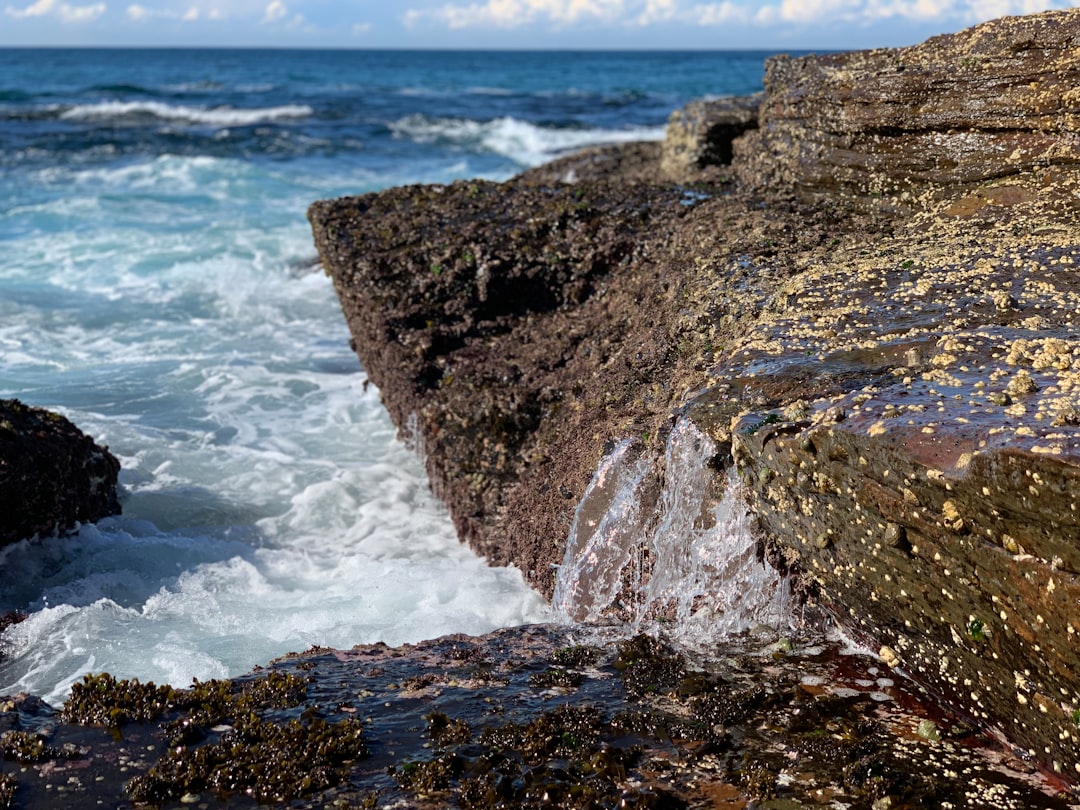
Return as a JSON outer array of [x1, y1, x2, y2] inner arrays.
[[636, 0, 676, 22], [690, 1, 748, 22], [404, 0, 1080, 31], [7, 0, 104, 20], [260, 0, 284, 22], [58, 1, 103, 18], [351, 20, 372, 34], [412, 0, 627, 28], [126, 2, 204, 20], [6, 0, 56, 17]]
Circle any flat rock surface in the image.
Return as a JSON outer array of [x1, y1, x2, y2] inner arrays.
[[2, 625, 1075, 809]]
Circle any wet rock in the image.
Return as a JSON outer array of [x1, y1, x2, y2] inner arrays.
[[1, 626, 1073, 808], [515, 141, 664, 186], [734, 9, 1080, 207], [309, 178, 716, 593], [0, 399, 120, 548]]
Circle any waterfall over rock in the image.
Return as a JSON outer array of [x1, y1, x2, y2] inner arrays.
[[553, 418, 789, 641]]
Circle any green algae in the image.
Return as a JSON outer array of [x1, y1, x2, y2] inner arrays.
[[58, 668, 366, 804], [614, 634, 686, 697], [0, 731, 78, 765], [528, 666, 583, 689], [397, 702, 684, 810]]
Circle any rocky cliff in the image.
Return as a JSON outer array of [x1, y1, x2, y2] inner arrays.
[[310, 8, 1080, 784], [0, 399, 121, 548]]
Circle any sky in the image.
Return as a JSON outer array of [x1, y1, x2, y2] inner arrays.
[[1, 0, 1078, 49]]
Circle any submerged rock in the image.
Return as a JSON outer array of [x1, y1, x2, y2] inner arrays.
[[310, 7, 1080, 785], [0, 399, 120, 548]]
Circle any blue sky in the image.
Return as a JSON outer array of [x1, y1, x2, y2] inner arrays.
[[1, 0, 1077, 48]]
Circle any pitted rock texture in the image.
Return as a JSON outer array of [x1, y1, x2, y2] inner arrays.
[[714, 168, 1080, 778], [0, 399, 120, 547], [734, 8, 1080, 205]]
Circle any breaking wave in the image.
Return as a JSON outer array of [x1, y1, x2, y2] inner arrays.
[[55, 100, 313, 126], [389, 114, 666, 167]]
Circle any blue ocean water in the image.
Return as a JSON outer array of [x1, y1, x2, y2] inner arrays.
[[0, 48, 772, 704]]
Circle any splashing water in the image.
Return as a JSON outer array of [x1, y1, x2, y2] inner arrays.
[[553, 419, 790, 642]]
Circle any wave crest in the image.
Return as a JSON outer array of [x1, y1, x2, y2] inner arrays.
[[57, 100, 313, 126], [389, 114, 665, 167]]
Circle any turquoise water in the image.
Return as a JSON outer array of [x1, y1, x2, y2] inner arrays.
[[0, 49, 773, 703]]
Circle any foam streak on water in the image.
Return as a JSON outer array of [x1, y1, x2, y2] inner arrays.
[[554, 419, 790, 643]]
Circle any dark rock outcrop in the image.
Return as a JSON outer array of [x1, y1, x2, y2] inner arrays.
[[311, 7, 1080, 783], [0, 399, 121, 547]]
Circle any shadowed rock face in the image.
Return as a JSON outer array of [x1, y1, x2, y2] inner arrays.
[[661, 93, 762, 183], [735, 9, 1080, 205], [311, 8, 1080, 783], [0, 399, 120, 547]]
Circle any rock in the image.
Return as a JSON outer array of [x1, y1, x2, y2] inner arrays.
[[309, 178, 719, 592], [0, 399, 121, 547], [734, 9, 1080, 206], [310, 8, 1080, 783], [661, 93, 762, 182], [515, 141, 663, 186], [1, 625, 1072, 808], [722, 181, 1080, 775]]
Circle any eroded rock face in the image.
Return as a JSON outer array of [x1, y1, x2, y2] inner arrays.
[[0, 400, 120, 547], [734, 9, 1080, 205]]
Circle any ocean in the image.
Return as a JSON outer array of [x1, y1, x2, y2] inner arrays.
[[0, 48, 775, 705]]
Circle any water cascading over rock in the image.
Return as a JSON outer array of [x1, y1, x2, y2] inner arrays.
[[553, 419, 790, 643]]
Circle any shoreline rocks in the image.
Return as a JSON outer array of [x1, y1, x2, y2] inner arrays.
[[3, 625, 1075, 808], [0, 399, 120, 549], [310, 7, 1080, 784]]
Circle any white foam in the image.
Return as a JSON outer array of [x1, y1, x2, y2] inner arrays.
[[0, 151, 551, 702], [56, 101, 313, 127], [389, 114, 665, 167]]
